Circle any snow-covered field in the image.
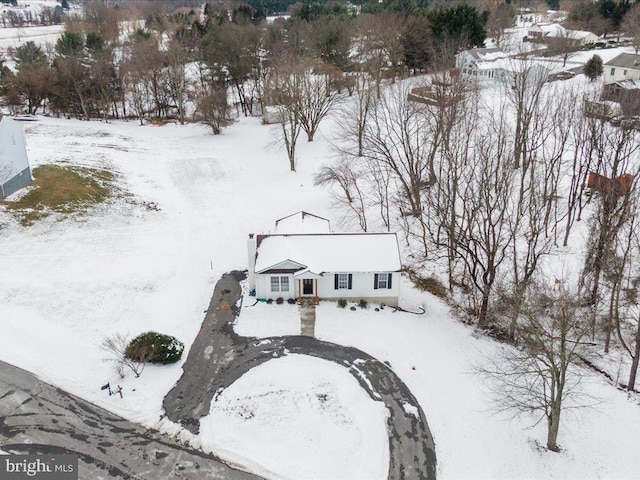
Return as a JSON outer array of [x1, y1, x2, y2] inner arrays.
[[236, 279, 640, 479], [1, 42, 640, 479]]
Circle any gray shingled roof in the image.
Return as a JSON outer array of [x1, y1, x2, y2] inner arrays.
[[605, 53, 640, 69]]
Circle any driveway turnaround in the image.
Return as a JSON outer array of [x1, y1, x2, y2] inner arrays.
[[0, 360, 263, 480], [164, 271, 437, 480]]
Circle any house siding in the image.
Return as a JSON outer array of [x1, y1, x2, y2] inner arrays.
[[255, 271, 399, 306], [0, 166, 32, 199]]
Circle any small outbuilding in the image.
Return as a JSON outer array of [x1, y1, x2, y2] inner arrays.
[[0, 115, 32, 199]]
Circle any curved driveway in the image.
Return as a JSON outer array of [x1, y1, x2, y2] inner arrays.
[[164, 271, 437, 480]]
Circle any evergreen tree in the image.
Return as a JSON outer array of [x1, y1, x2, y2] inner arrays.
[[583, 54, 603, 81]]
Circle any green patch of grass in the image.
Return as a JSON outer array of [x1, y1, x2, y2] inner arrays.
[[1, 164, 118, 225]]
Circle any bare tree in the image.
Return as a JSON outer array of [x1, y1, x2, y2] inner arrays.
[[315, 158, 368, 231], [298, 64, 340, 142], [102, 333, 152, 378], [504, 56, 548, 170], [580, 124, 640, 310], [357, 82, 433, 217], [479, 280, 593, 451], [455, 119, 515, 327], [485, 3, 515, 49], [269, 63, 304, 171], [547, 30, 581, 67], [621, 3, 640, 55], [165, 34, 192, 125]]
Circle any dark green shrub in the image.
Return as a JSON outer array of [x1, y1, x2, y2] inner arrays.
[[267, 298, 273, 304], [358, 299, 368, 309], [125, 332, 184, 365], [337, 298, 347, 308], [287, 298, 296, 304], [276, 297, 284, 304]]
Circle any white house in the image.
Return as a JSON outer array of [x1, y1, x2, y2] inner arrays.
[[247, 231, 401, 306], [456, 47, 509, 83], [603, 53, 640, 83], [456, 48, 550, 86], [0, 115, 32, 199]]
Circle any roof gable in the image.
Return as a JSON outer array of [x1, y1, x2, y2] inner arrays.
[[256, 259, 307, 274]]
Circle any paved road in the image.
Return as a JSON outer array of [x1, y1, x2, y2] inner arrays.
[[0, 360, 263, 480], [164, 271, 437, 480]]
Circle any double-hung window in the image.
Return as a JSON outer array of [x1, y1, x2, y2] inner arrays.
[[270, 276, 290, 292], [334, 273, 352, 290], [374, 273, 393, 290]]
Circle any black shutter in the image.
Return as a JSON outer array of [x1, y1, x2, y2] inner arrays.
[[334, 274, 339, 290], [348, 274, 353, 290], [388, 273, 392, 289], [374, 273, 379, 290]]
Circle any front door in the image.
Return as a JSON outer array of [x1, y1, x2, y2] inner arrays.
[[303, 279, 314, 295]]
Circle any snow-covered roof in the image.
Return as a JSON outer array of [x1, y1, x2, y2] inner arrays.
[[275, 211, 331, 233], [461, 47, 508, 62], [567, 29, 596, 40], [255, 233, 401, 274]]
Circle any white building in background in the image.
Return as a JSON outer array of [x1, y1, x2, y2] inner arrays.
[[247, 214, 401, 306], [528, 23, 598, 45], [0, 115, 32, 199], [456, 47, 509, 82], [456, 48, 550, 86]]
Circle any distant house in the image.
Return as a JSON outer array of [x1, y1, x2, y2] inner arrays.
[[527, 23, 598, 45], [455, 47, 509, 83], [456, 48, 550, 86], [603, 53, 640, 83], [247, 221, 401, 305], [0, 115, 32, 199]]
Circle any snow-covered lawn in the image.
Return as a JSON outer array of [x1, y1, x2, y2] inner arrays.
[[234, 277, 640, 479], [199, 354, 389, 480], [0, 115, 333, 428], [1, 53, 640, 479], [235, 297, 301, 337]]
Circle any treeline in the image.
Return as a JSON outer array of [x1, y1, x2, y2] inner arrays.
[[0, 0, 489, 128], [0, 3, 66, 28]]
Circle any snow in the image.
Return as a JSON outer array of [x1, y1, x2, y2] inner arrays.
[[199, 354, 389, 480], [234, 293, 301, 337], [0, 24, 63, 54], [254, 232, 401, 274], [0, 115, 334, 429], [0, 27, 639, 479], [311, 277, 640, 480]]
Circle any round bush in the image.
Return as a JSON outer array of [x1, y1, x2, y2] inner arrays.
[[125, 332, 184, 365], [276, 297, 284, 304]]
